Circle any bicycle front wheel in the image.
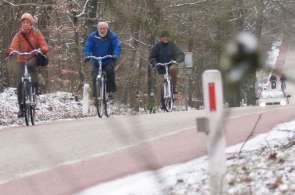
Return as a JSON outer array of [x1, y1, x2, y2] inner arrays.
[[30, 89, 37, 125], [22, 81, 30, 126], [162, 81, 174, 112], [104, 93, 111, 118], [95, 79, 104, 118]]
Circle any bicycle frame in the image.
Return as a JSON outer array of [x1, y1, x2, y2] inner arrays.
[[10, 49, 41, 125], [86, 55, 113, 95], [86, 55, 113, 77], [163, 65, 172, 99], [156, 61, 175, 98], [22, 62, 35, 105], [156, 60, 176, 112], [86, 55, 113, 117]]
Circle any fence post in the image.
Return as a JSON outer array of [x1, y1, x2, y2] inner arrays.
[[201, 69, 226, 195], [82, 83, 90, 115]]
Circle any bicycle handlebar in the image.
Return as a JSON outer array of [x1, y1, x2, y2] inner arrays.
[[9, 49, 42, 56], [155, 60, 177, 66], [85, 55, 114, 61]]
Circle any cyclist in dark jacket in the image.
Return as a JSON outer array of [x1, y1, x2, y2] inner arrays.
[[83, 21, 121, 98], [149, 31, 184, 94]]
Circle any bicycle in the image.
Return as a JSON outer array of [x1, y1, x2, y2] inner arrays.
[[10, 49, 43, 126], [155, 60, 176, 112], [85, 55, 114, 118]]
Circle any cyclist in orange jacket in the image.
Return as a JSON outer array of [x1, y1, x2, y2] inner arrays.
[[7, 13, 48, 117]]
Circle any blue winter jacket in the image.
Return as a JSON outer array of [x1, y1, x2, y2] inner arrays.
[[83, 30, 121, 66]]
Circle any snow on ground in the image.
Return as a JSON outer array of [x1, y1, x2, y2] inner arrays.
[[76, 120, 295, 195], [0, 88, 144, 128], [0, 88, 188, 128], [0, 88, 95, 127]]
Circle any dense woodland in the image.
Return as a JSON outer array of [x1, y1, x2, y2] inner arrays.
[[0, 0, 295, 109]]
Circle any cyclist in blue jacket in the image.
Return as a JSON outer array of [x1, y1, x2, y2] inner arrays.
[[83, 21, 121, 99]]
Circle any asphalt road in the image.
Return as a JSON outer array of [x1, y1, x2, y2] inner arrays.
[[0, 105, 295, 195]]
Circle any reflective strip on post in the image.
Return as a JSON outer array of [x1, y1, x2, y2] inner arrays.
[[208, 82, 216, 112], [202, 70, 223, 114]]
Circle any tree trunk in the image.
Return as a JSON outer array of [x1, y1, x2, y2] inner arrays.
[[37, 0, 53, 93], [86, 0, 98, 33]]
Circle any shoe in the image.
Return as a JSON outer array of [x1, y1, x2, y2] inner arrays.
[[108, 93, 114, 101], [173, 88, 178, 94], [35, 87, 41, 95], [160, 104, 165, 110], [17, 110, 24, 118], [36, 89, 41, 95]]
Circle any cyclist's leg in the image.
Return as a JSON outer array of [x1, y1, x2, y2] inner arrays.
[[16, 63, 25, 117], [169, 64, 178, 94], [103, 64, 116, 93], [27, 58, 39, 94], [91, 64, 99, 98]]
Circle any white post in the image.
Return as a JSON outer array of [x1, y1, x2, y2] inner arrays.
[[184, 52, 193, 68], [82, 83, 90, 115], [202, 69, 226, 195]]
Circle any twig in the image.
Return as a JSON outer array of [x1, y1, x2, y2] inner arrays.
[[168, 0, 208, 8], [2, 0, 53, 7], [76, 0, 90, 18], [238, 113, 263, 157], [0, 56, 9, 65]]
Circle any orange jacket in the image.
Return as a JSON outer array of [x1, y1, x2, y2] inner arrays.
[[9, 29, 48, 63]]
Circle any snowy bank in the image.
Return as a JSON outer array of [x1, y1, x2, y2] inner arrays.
[[76, 120, 295, 195]]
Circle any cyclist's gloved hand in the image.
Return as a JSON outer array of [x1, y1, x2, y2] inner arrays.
[[84, 57, 90, 63], [5, 48, 13, 57], [171, 60, 177, 64], [112, 55, 118, 59], [8, 51, 16, 57], [151, 63, 157, 70]]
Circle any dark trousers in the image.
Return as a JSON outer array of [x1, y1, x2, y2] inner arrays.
[[91, 63, 116, 97], [17, 58, 38, 110]]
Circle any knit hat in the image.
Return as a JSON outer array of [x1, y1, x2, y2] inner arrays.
[[21, 13, 34, 24], [160, 31, 170, 38]]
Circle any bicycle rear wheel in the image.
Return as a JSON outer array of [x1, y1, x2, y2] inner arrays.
[[95, 79, 104, 118]]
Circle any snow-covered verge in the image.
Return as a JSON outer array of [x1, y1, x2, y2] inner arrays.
[[76, 120, 295, 195], [0, 88, 95, 127], [0, 88, 143, 128]]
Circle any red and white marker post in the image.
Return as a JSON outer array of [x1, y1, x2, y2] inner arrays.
[[202, 69, 226, 195]]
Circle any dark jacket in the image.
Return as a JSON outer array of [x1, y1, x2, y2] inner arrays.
[[149, 41, 184, 65], [83, 30, 121, 66]]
